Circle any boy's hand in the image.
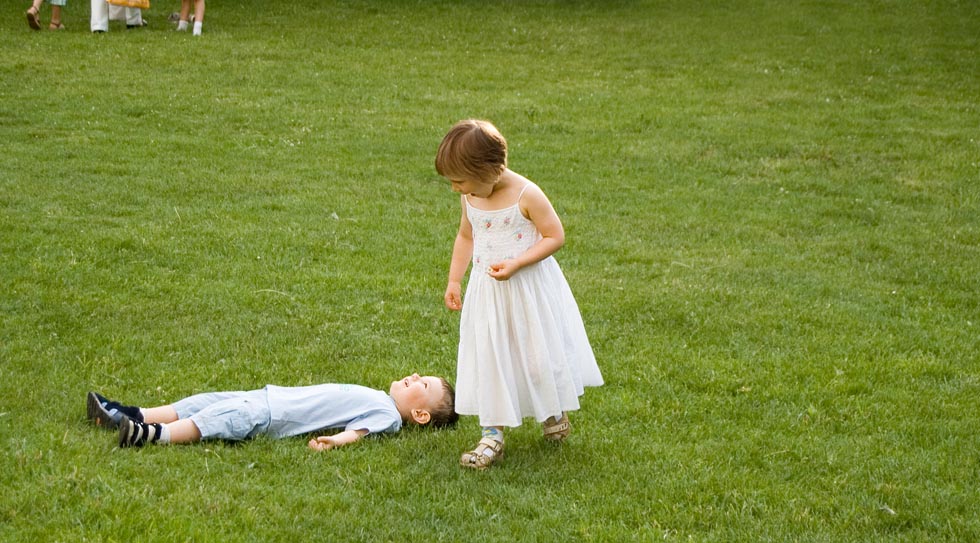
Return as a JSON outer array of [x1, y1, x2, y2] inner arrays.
[[308, 429, 366, 451], [308, 436, 337, 451]]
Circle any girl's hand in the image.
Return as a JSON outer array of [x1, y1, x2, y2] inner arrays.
[[444, 282, 463, 311], [488, 260, 520, 281], [308, 436, 336, 451]]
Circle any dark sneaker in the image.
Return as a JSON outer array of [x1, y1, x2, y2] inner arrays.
[[88, 391, 123, 429], [118, 417, 163, 448]]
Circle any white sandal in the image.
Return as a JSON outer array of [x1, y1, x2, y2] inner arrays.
[[460, 437, 504, 470], [542, 413, 571, 442]]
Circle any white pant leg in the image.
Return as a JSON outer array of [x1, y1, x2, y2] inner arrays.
[[126, 8, 143, 26], [91, 0, 109, 31], [109, 5, 142, 25]]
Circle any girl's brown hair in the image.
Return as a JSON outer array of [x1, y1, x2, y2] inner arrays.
[[435, 119, 508, 183]]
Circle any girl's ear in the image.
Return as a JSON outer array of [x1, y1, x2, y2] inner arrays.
[[411, 409, 432, 425]]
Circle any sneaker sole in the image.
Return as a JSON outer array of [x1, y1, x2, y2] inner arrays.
[[87, 391, 119, 429], [117, 417, 136, 447]]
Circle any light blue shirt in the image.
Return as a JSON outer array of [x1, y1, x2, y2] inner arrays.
[[265, 384, 402, 438]]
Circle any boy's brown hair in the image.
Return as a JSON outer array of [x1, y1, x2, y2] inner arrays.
[[435, 119, 508, 183], [430, 378, 460, 428]]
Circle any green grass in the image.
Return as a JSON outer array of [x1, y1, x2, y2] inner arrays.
[[2, 0, 979, 541]]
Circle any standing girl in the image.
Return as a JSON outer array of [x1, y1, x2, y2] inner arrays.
[[436, 119, 603, 470]]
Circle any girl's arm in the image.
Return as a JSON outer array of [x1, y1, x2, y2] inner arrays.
[[445, 196, 473, 311], [307, 429, 369, 451], [488, 184, 565, 280]]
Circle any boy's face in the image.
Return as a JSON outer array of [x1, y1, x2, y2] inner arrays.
[[389, 374, 445, 421]]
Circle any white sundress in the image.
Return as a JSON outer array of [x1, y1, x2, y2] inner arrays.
[[456, 183, 604, 427]]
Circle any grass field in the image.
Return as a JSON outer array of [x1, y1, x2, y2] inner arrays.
[[1, 0, 979, 541]]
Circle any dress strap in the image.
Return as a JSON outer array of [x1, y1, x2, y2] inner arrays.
[[516, 182, 532, 203]]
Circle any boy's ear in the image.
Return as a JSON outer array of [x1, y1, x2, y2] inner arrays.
[[411, 409, 431, 425]]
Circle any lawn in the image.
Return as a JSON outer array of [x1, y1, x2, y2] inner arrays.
[[1, 0, 978, 541]]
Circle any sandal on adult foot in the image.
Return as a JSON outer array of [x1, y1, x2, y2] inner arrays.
[[26, 7, 41, 30], [460, 437, 504, 470], [49, 22, 65, 30], [543, 413, 571, 442]]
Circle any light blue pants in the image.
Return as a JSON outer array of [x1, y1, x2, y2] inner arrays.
[[173, 390, 272, 441]]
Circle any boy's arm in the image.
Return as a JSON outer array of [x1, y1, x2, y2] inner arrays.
[[307, 429, 369, 451]]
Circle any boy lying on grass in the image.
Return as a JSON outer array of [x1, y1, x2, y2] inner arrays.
[[87, 373, 458, 450]]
